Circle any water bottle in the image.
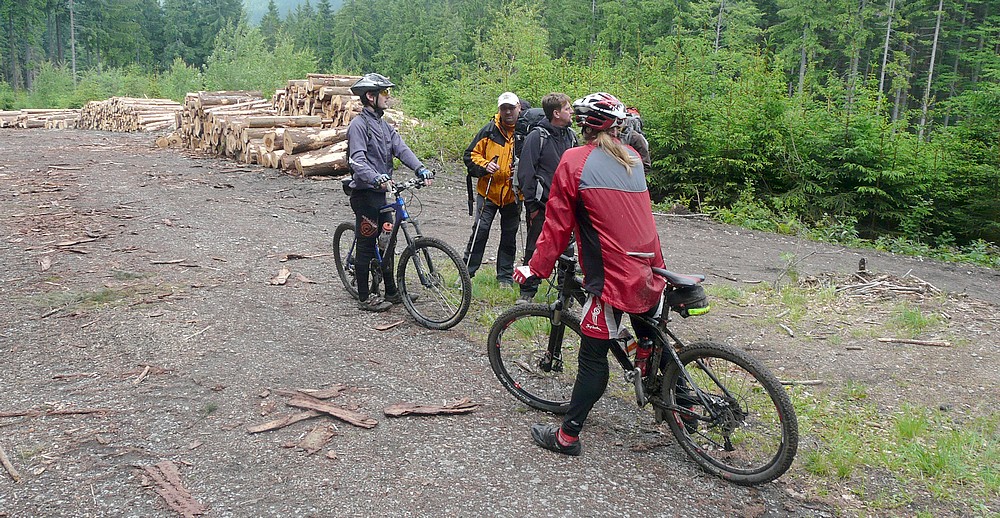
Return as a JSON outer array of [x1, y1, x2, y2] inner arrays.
[[378, 222, 392, 253], [635, 336, 654, 376]]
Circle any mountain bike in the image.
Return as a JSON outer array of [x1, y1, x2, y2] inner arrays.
[[486, 255, 798, 485], [333, 177, 472, 330]]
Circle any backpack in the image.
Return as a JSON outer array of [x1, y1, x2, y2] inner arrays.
[[514, 108, 546, 158]]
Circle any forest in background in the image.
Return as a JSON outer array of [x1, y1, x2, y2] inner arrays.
[[1, 0, 998, 262]]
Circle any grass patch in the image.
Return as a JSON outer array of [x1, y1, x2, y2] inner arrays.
[[112, 270, 150, 281], [887, 302, 943, 338], [791, 384, 1000, 509], [33, 286, 134, 311]]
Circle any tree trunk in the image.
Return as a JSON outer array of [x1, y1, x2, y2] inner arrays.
[[283, 127, 348, 154], [878, 0, 895, 109], [70, 0, 77, 82], [797, 25, 808, 96], [293, 141, 349, 177], [918, 0, 944, 141], [846, 0, 868, 111], [714, 0, 726, 52], [943, 1, 968, 129]]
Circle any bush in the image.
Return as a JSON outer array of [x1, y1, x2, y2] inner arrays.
[[203, 23, 317, 97], [160, 58, 203, 102], [28, 62, 75, 108], [0, 81, 14, 110]]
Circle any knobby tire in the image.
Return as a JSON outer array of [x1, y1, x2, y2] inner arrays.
[[487, 304, 583, 414], [396, 237, 472, 330], [660, 341, 798, 485]]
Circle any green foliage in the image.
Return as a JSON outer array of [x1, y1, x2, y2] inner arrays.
[[5, 0, 999, 255], [160, 58, 203, 103], [203, 22, 317, 96], [0, 81, 14, 110], [26, 63, 75, 108]]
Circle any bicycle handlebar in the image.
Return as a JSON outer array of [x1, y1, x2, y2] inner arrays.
[[392, 176, 429, 194]]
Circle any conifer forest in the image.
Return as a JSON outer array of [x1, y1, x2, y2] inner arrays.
[[2, 0, 998, 258]]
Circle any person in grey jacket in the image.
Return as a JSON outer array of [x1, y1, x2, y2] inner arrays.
[[347, 73, 434, 312], [515, 92, 578, 303]]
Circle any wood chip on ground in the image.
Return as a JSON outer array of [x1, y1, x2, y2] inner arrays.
[[139, 460, 207, 517], [383, 398, 480, 417]]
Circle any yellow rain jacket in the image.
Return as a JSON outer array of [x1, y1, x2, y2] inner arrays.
[[463, 113, 520, 208]]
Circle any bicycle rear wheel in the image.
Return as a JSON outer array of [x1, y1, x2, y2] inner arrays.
[[333, 222, 360, 300], [396, 237, 471, 330], [333, 222, 382, 301], [661, 342, 798, 485], [487, 304, 582, 414]]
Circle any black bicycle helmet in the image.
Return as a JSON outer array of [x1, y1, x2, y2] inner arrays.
[[350, 73, 396, 97]]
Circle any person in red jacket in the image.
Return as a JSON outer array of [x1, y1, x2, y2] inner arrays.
[[512, 92, 666, 456]]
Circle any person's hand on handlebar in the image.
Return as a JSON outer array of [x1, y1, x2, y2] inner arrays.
[[374, 173, 394, 191], [512, 265, 537, 285], [416, 166, 434, 187]]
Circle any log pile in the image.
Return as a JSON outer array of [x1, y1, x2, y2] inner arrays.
[[78, 97, 182, 132], [156, 74, 420, 178], [0, 109, 80, 129], [274, 73, 362, 126]]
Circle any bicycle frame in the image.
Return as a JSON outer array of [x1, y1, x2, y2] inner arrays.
[[344, 178, 452, 297], [541, 256, 722, 425], [346, 179, 425, 274]]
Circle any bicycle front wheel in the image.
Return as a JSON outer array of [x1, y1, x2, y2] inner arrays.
[[661, 342, 798, 485], [333, 222, 360, 300], [487, 304, 583, 414], [396, 237, 471, 330]]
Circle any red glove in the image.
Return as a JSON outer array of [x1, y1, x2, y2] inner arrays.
[[512, 265, 536, 285]]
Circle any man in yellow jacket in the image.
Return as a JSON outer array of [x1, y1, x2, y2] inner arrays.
[[462, 92, 522, 285]]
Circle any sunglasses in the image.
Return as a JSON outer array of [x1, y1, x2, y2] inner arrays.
[[378, 89, 392, 97]]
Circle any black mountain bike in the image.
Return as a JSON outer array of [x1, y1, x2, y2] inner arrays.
[[333, 177, 472, 330], [487, 255, 798, 485]]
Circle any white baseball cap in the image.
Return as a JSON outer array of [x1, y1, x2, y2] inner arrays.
[[497, 92, 519, 108]]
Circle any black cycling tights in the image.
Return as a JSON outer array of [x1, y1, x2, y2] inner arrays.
[[350, 189, 397, 301], [562, 318, 659, 437]]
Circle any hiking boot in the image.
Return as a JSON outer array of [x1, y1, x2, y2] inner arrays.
[[530, 424, 581, 456], [384, 291, 418, 305], [358, 294, 391, 312], [515, 291, 534, 305]]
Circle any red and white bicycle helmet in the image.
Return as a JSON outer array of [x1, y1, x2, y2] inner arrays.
[[572, 92, 627, 131]]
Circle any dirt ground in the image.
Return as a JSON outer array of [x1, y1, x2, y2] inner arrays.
[[1, 129, 997, 517]]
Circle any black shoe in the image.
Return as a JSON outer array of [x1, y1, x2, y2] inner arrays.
[[515, 291, 534, 304], [358, 294, 392, 312], [383, 291, 418, 304], [530, 424, 581, 456]]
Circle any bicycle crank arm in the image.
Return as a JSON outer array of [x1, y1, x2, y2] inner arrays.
[[626, 368, 647, 407]]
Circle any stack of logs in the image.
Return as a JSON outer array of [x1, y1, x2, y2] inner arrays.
[[0, 109, 81, 129], [78, 97, 182, 132], [158, 73, 418, 177], [273, 73, 363, 125]]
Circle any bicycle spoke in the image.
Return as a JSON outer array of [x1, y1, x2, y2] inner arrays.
[[398, 237, 471, 330], [487, 305, 580, 413], [663, 342, 798, 485]]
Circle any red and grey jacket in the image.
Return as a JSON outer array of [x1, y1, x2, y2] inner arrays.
[[528, 141, 666, 314]]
